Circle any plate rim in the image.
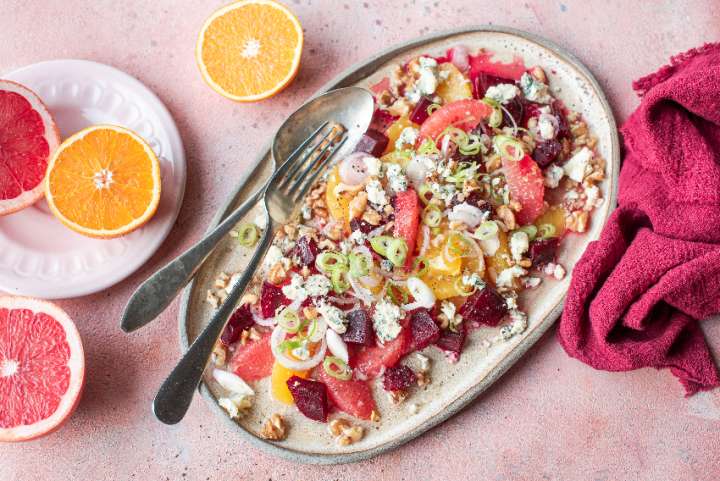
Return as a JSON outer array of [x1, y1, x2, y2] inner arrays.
[[1, 59, 187, 299], [178, 25, 620, 465]]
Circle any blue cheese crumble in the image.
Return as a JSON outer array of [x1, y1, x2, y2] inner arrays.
[[372, 298, 403, 343], [366, 179, 388, 207], [386, 163, 408, 192], [509, 231, 529, 262], [563, 147, 593, 183], [485, 83, 520, 104], [316, 300, 347, 334], [395, 126, 419, 150], [520, 72, 551, 104]]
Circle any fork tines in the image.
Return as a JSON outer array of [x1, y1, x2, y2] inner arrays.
[[277, 121, 348, 201]]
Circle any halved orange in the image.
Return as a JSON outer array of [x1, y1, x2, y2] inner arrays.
[[196, 0, 304, 102], [45, 125, 161, 238]]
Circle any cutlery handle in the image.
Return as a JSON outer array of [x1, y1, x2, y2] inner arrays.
[[120, 188, 266, 333], [152, 217, 274, 425]]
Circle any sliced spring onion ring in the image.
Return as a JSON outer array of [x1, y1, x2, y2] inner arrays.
[[402, 277, 436, 310], [426, 103, 441, 115], [316, 252, 348, 273], [271, 326, 327, 371], [517, 225, 538, 241], [236, 223, 259, 247], [493, 134, 525, 160], [474, 220, 499, 240], [276, 307, 303, 333], [538, 223, 557, 238], [331, 270, 350, 294], [369, 235, 394, 256], [386, 238, 408, 267], [348, 252, 371, 278], [482, 98, 503, 128], [422, 204, 442, 227], [458, 134, 483, 155], [386, 281, 408, 305], [412, 256, 429, 276], [323, 356, 352, 380], [418, 183, 434, 205], [440, 126, 469, 147], [417, 138, 439, 155]]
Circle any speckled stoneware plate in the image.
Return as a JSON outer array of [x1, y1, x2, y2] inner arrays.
[[178, 26, 620, 464]]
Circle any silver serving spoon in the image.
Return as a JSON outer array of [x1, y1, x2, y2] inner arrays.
[[152, 87, 374, 424], [120, 87, 374, 333]]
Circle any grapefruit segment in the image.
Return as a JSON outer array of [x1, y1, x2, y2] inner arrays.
[[353, 324, 410, 378], [229, 331, 274, 381], [502, 154, 545, 225], [418, 99, 492, 142], [0, 296, 84, 442], [0, 80, 60, 216], [317, 366, 376, 420]]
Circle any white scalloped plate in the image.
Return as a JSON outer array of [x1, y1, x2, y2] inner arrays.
[[0, 60, 186, 299]]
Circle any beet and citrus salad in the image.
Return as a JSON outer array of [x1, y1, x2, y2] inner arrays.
[[206, 45, 605, 445]]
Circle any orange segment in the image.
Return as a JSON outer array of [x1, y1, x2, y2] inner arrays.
[[383, 116, 419, 154], [436, 63, 473, 103], [270, 361, 308, 405], [534, 205, 567, 237], [196, 0, 303, 102], [45, 125, 161, 238], [325, 166, 352, 226]]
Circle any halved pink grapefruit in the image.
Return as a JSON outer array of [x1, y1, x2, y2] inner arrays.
[[0, 296, 84, 442], [0, 80, 60, 216]]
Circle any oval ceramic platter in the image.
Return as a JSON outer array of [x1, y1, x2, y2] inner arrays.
[[179, 27, 619, 464]]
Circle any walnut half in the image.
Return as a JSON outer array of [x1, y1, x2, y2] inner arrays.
[[260, 413, 287, 441]]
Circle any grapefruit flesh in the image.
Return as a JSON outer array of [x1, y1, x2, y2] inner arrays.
[[229, 332, 274, 381], [502, 154, 546, 225], [0, 296, 84, 442], [0, 80, 60, 216], [418, 99, 492, 142]]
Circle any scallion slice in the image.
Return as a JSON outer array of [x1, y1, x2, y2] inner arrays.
[[348, 252, 371, 278], [277, 307, 303, 333], [386, 238, 408, 267], [316, 252, 348, 273], [323, 356, 352, 380], [475, 220, 499, 240], [422, 204, 442, 227], [493, 134, 525, 160], [369, 235, 394, 256], [237, 223, 259, 247], [482, 98, 503, 128], [516, 225, 538, 241], [538, 223, 557, 239], [331, 270, 350, 294]]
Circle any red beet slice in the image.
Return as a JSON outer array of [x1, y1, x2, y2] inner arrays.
[[529, 237, 560, 267], [382, 365, 417, 392], [552, 100, 571, 139], [354, 129, 389, 157], [434, 327, 466, 356], [260, 281, 290, 318], [532, 140, 562, 168], [472, 72, 510, 99], [286, 376, 329, 422], [370, 107, 398, 132], [220, 304, 254, 346], [293, 235, 318, 266], [342, 309, 375, 346], [409, 96, 434, 125], [458, 287, 508, 327], [407, 308, 440, 352]]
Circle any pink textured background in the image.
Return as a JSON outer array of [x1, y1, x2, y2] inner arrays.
[[2, 1, 720, 479]]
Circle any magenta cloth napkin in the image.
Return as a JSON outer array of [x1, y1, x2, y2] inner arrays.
[[558, 43, 720, 395]]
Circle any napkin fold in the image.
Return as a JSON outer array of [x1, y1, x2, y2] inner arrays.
[[558, 43, 720, 395]]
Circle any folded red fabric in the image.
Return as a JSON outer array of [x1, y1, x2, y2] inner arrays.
[[558, 43, 720, 395]]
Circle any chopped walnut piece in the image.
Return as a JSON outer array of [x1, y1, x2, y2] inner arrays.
[[318, 239, 338, 251], [566, 210, 589, 233], [303, 306, 318, 319], [387, 98, 411, 117], [529, 65, 547, 83], [370, 409, 381, 422], [206, 290, 220, 309], [327, 222, 344, 241], [267, 262, 287, 284], [211, 343, 226, 367], [508, 200, 523, 213], [260, 414, 287, 441], [213, 272, 230, 289], [240, 293, 258, 306], [248, 326, 261, 342], [416, 371, 431, 387], [387, 390, 408, 405], [362, 208, 382, 226], [329, 418, 364, 446], [283, 224, 297, 239], [496, 205, 517, 231], [308, 182, 326, 201], [348, 191, 368, 220]]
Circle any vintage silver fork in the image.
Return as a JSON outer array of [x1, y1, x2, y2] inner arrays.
[[151, 90, 373, 423]]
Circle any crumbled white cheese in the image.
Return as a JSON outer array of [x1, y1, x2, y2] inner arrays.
[[372, 298, 403, 343], [584, 184, 601, 211], [505, 296, 518, 310], [364, 156, 382, 177], [411, 56, 440, 101], [385, 163, 409, 192], [254, 213, 268, 230], [263, 245, 284, 271], [520, 72, 552, 104], [509, 231, 529, 262], [523, 276, 542, 289], [496, 265, 527, 289], [563, 147, 593, 182], [218, 395, 253, 419], [462, 273, 486, 290], [485, 83, 520, 104], [415, 352, 431, 372], [500, 309, 528, 340], [429, 181, 457, 203], [553, 264, 566, 280], [537, 112, 557, 140], [544, 164, 565, 188], [440, 300, 456, 322], [395, 127, 419, 150], [305, 274, 331, 297], [281, 273, 307, 301], [316, 300, 346, 334], [349, 229, 364, 245], [366, 179, 388, 207]]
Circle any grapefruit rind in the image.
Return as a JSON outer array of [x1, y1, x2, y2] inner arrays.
[[195, 0, 304, 102], [44, 124, 162, 239], [0, 296, 85, 442], [0, 80, 60, 216]]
